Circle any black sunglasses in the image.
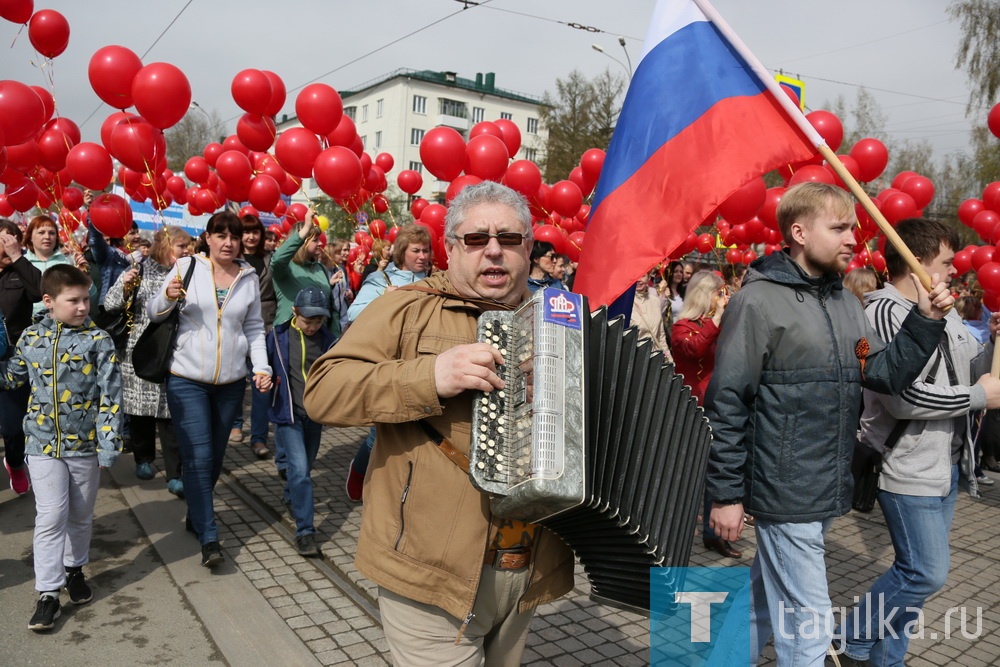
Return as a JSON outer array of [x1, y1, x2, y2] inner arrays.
[[454, 232, 525, 247]]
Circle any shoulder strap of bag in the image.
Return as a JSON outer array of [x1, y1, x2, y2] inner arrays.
[[399, 284, 518, 312]]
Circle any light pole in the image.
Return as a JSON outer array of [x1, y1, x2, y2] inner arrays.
[[592, 37, 633, 78], [190, 101, 224, 142]]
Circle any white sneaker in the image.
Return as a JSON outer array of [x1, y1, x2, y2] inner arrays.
[[977, 474, 994, 486]]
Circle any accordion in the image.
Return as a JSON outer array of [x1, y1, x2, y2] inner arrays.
[[471, 288, 714, 614]]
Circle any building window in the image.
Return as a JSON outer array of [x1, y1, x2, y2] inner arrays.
[[499, 112, 513, 120], [526, 117, 538, 134], [472, 106, 485, 123], [413, 95, 427, 114], [375, 131, 382, 149], [376, 98, 384, 118], [360, 135, 367, 148], [410, 128, 425, 145], [523, 148, 537, 162], [409, 161, 423, 174], [343, 106, 356, 121], [439, 98, 468, 118], [361, 104, 369, 122]]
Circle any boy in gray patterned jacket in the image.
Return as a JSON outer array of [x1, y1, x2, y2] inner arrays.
[[0, 265, 122, 633]]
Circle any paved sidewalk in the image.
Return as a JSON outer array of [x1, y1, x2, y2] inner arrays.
[[3, 422, 1000, 666]]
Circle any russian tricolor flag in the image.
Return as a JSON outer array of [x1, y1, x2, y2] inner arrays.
[[573, 0, 826, 310]]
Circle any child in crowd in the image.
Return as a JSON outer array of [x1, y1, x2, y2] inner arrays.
[[0, 265, 122, 632], [267, 287, 336, 558]]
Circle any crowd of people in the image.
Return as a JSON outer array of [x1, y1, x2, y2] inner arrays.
[[1, 181, 997, 666]]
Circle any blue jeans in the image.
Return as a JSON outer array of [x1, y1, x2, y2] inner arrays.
[[353, 426, 376, 475], [750, 518, 834, 666], [840, 465, 958, 666], [232, 375, 272, 445], [276, 412, 323, 538], [0, 383, 29, 468], [167, 376, 246, 546]]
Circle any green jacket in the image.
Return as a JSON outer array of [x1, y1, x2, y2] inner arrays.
[[270, 233, 336, 334]]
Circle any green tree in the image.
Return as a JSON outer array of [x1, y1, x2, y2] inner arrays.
[[539, 68, 625, 183], [165, 108, 226, 173], [948, 0, 1000, 113]]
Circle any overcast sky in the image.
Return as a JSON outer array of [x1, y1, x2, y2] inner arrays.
[[0, 0, 979, 162]]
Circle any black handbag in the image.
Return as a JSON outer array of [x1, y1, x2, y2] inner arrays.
[[93, 263, 143, 349], [131, 259, 196, 384]]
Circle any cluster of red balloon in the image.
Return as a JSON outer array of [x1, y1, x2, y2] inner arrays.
[[954, 180, 1000, 309], [410, 121, 600, 264]]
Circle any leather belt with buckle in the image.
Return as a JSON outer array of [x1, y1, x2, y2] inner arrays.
[[484, 546, 531, 570]]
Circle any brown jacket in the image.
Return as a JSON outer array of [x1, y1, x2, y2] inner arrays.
[[303, 273, 574, 621]]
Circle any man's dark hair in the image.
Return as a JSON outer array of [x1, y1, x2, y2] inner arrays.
[[885, 218, 960, 278], [41, 264, 92, 298]]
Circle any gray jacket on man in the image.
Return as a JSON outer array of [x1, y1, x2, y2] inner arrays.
[[862, 284, 988, 498], [704, 251, 946, 522]]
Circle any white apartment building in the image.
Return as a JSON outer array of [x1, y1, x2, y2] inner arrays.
[[276, 68, 547, 203]]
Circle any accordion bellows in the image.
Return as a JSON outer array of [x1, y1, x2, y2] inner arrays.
[[471, 288, 715, 614]]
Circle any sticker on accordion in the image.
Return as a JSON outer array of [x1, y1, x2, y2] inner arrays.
[[542, 289, 583, 330]]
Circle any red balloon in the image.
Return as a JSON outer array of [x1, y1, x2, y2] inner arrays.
[[420, 203, 447, 235], [248, 174, 281, 212], [446, 174, 483, 203], [353, 231, 373, 248], [236, 113, 276, 152], [568, 166, 593, 198], [0, 193, 13, 216], [891, 171, 918, 190], [374, 152, 394, 173], [503, 159, 542, 198], [465, 134, 509, 181], [131, 62, 191, 130], [0, 0, 33, 24], [88, 45, 142, 109], [37, 128, 74, 171], [222, 134, 249, 156], [397, 169, 423, 195], [0, 80, 45, 146], [313, 146, 363, 200], [899, 175, 935, 209], [870, 250, 886, 273], [275, 127, 321, 179], [953, 249, 973, 276], [880, 191, 918, 226], [110, 118, 165, 173], [958, 198, 985, 228], [566, 231, 585, 262], [29, 85, 53, 123], [696, 233, 716, 255], [410, 198, 428, 219], [364, 165, 387, 193], [200, 142, 223, 167], [719, 177, 767, 224], [272, 199, 286, 217], [295, 83, 343, 136], [166, 174, 185, 197], [28, 9, 69, 58], [372, 193, 389, 213], [982, 182, 1000, 214], [824, 155, 861, 190], [725, 248, 743, 265], [261, 70, 286, 117], [580, 148, 605, 185], [43, 116, 80, 145], [99, 111, 136, 151], [849, 138, 889, 183], [534, 224, 568, 255], [493, 118, 522, 158], [4, 139, 38, 173], [549, 180, 583, 218], [974, 210, 1000, 242], [470, 121, 503, 141], [787, 164, 836, 187], [282, 173, 302, 197], [184, 156, 210, 185], [216, 150, 253, 187], [231, 69, 272, 115], [758, 187, 786, 230], [972, 245, 997, 273], [60, 185, 82, 211], [4, 174, 37, 211], [368, 219, 387, 240], [419, 127, 466, 182], [989, 103, 1000, 140], [326, 114, 357, 147], [806, 110, 843, 152], [89, 193, 133, 237]]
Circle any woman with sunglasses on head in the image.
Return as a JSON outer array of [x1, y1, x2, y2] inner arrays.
[[527, 241, 566, 293], [344, 224, 433, 502]]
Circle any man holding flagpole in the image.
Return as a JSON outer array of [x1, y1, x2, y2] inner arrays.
[[704, 182, 954, 665]]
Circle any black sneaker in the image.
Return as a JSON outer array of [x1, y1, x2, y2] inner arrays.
[[28, 593, 61, 631], [201, 542, 224, 568], [65, 567, 92, 605], [295, 534, 322, 558]]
